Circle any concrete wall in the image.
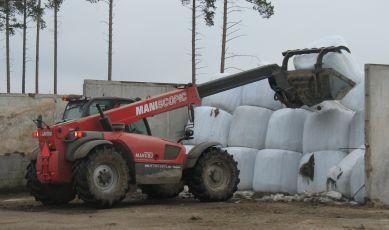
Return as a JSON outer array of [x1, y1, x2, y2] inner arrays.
[[0, 94, 67, 191], [365, 64, 389, 205], [0, 94, 66, 155], [0, 154, 30, 192], [84, 80, 188, 140]]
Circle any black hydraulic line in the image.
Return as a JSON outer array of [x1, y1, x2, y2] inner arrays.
[[197, 64, 280, 98]]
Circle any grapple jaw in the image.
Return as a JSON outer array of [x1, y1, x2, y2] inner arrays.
[[269, 46, 356, 108]]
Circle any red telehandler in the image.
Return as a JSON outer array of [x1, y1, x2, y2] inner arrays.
[[28, 47, 355, 207]]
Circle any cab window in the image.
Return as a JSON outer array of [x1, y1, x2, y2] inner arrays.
[[118, 100, 150, 135], [88, 100, 115, 116], [63, 100, 87, 121], [88, 99, 151, 136], [127, 120, 149, 135]]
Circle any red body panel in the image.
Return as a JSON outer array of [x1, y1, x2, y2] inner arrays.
[[104, 132, 187, 165], [34, 86, 201, 184]]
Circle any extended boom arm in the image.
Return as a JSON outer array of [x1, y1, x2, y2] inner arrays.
[[45, 46, 355, 140]]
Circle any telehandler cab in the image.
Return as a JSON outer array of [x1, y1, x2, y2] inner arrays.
[[28, 47, 355, 207]]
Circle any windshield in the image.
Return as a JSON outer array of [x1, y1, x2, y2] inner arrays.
[[63, 101, 87, 121]]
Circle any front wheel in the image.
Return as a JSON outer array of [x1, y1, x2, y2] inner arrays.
[[73, 147, 129, 208], [26, 161, 75, 205], [185, 148, 239, 202]]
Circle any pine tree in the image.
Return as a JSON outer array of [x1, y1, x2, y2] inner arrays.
[[87, 0, 114, 81], [32, 0, 45, 94], [15, 0, 42, 93], [46, 0, 64, 94], [219, 0, 274, 73], [181, 0, 216, 84], [0, 0, 22, 93]]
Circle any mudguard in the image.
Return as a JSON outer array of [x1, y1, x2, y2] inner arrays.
[[184, 141, 222, 169], [72, 140, 113, 161]]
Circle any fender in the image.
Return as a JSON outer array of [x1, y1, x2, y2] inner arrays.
[[65, 131, 105, 161], [72, 140, 113, 161], [184, 141, 221, 169]]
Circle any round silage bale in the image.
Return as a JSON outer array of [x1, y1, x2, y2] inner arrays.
[[225, 147, 258, 191], [327, 148, 365, 199], [265, 108, 311, 153], [192, 106, 232, 147], [293, 36, 363, 85], [253, 149, 302, 194], [348, 111, 365, 151], [350, 155, 365, 204], [341, 82, 365, 112], [303, 106, 354, 153], [297, 151, 347, 193], [202, 87, 242, 114], [241, 80, 283, 111], [227, 106, 273, 149], [184, 145, 195, 154]]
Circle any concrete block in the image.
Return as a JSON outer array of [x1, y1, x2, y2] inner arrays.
[[365, 64, 389, 205]]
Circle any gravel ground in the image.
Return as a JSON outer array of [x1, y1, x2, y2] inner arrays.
[[0, 192, 389, 230]]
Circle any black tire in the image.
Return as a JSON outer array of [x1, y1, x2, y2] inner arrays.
[[185, 148, 239, 202], [73, 146, 129, 208], [26, 161, 75, 205], [140, 182, 184, 199]]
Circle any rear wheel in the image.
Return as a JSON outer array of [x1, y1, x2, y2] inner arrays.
[[73, 147, 129, 208], [185, 148, 239, 202], [140, 182, 184, 199], [26, 161, 75, 205]]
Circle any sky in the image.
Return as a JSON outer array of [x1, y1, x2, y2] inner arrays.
[[0, 0, 388, 94]]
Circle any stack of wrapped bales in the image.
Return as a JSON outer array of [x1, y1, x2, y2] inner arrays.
[[253, 108, 309, 194], [184, 36, 366, 203]]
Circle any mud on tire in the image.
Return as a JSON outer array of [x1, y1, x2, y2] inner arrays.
[[185, 148, 239, 202], [140, 182, 184, 199], [73, 146, 129, 208], [26, 161, 75, 205]]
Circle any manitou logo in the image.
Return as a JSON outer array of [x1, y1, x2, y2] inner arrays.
[[135, 92, 187, 116], [41, 131, 53, 137], [135, 152, 154, 159]]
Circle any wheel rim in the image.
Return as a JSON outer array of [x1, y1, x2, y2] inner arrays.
[[203, 161, 230, 192], [93, 164, 118, 191]]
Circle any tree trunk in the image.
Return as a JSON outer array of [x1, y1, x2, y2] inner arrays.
[[220, 0, 227, 73], [22, 0, 27, 94], [35, 0, 41, 94], [108, 0, 113, 81], [54, 3, 58, 94], [5, 0, 11, 93], [191, 0, 196, 84]]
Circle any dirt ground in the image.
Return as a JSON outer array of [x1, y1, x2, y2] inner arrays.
[[0, 193, 389, 230]]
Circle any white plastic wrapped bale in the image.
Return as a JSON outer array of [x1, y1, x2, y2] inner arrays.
[[202, 87, 242, 114], [327, 148, 365, 203], [265, 108, 311, 153], [350, 155, 365, 204], [297, 151, 347, 193], [253, 149, 302, 194], [192, 106, 232, 147], [349, 111, 365, 151], [241, 80, 283, 110], [225, 147, 258, 191], [293, 36, 363, 85], [227, 106, 273, 149], [341, 82, 365, 112], [303, 106, 354, 153], [309, 100, 349, 111], [184, 145, 195, 154]]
